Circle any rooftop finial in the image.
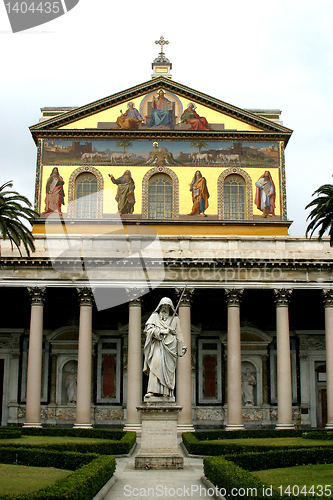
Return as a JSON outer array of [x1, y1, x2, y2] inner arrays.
[[152, 37, 172, 79], [155, 36, 169, 54]]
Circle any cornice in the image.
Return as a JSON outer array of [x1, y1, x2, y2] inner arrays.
[[32, 128, 291, 144], [1, 256, 333, 270]]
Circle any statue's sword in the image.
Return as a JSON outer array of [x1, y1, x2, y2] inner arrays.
[[170, 285, 187, 324]]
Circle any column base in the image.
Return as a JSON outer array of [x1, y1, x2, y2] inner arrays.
[[325, 423, 333, 430], [124, 424, 142, 434], [23, 422, 42, 428], [225, 424, 245, 431], [177, 424, 195, 434], [73, 423, 93, 429], [275, 423, 295, 429]]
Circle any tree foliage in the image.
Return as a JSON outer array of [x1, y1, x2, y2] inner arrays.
[[305, 183, 333, 246], [116, 140, 133, 154], [0, 181, 38, 256]]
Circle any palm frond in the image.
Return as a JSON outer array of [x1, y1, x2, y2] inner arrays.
[[305, 183, 333, 246], [0, 180, 39, 256]]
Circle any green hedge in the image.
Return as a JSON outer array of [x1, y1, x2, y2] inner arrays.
[[204, 447, 333, 500], [0, 430, 136, 455], [303, 431, 333, 440], [0, 429, 22, 439], [182, 431, 333, 456], [0, 447, 97, 470], [204, 456, 295, 500], [0, 449, 116, 500], [194, 429, 306, 440], [224, 446, 333, 471], [21, 427, 125, 440]]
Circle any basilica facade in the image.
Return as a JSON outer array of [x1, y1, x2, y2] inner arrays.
[[0, 43, 332, 431]]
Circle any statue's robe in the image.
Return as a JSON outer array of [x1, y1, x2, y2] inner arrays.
[[143, 310, 184, 397], [44, 175, 65, 214], [189, 176, 209, 215]]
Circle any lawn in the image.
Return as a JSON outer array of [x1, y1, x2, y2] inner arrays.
[[254, 464, 333, 494], [0, 463, 71, 495]]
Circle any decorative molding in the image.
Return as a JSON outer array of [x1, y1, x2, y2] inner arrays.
[[280, 142, 287, 220], [217, 167, 253, 220], [76, 287, 94, 306], [299, 336, 325, 351], [175, 287, 195, 306], [67, 166, 104, 218], [323, 289, 333, 307], [142, 166, 179, 219], [27, 287, 46, 305], [126, 288, 144, 305], [299, 354, 308, 361], [225, 288, 244, 306], [0, 337, 11, 349], [35, 139, 43, 213], [274, 288, 292, 306]]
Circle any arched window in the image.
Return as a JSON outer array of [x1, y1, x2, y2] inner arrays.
[[74, 172, 98, 218], [223, 174, 246, 220], [148, 173, 173, 219]]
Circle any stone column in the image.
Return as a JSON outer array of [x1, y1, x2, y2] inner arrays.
[[176, 288, 195, 433], [323, 290, 333, 429], [225, 289, 244, 430], [74, 288, 94, 429], [274, 288, 294, 429], [24, 287, 46, 427], [124, 293, 142, 432]]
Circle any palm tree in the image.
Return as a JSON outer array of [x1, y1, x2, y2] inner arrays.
[[0, 181, 38, 256], [305, 183, 333, 246], [116, 140, 133, 154], [190, 141, 208, 154]]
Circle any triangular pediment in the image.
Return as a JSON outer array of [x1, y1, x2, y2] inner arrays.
[[30, 77, 292, 142]]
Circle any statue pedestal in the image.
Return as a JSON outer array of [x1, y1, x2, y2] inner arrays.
[[135, 398, 183, 469]]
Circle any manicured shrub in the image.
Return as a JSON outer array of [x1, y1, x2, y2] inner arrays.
[[302, 431, 333, 440], [21, 427, 125, 440], [182, 431, 333, 456], [204, 448, 333, 500], [195, 429, 306, 440], [0, 430, 136, 455], [224, 447, 333, 471], [0, 429, 22, 439], [0, 449, 116, 500]]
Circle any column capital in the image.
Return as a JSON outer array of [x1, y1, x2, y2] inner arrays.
[[274, 288, 292, 306], [76, 287, 94, 306], [175, 287, 195, 307], [323, 289, 333, 307], [27, 287, 46, 305], [126, 288, 144, 306], [225, 288, 244, 306]]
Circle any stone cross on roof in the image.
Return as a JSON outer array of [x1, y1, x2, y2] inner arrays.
[[155, 36, 169, 54]]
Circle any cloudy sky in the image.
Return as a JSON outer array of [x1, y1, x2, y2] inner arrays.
[[0, 0, 332, 237]]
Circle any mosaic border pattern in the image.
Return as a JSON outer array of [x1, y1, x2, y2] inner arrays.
[[67, 166, 104, 218], [280, 142, 287, 220], [142, 166, 179, 219], [35, 139, 42, 212], [217, 167, 253, 220]]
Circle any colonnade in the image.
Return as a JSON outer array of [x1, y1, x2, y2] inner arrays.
[[23, 286, 333, 430]]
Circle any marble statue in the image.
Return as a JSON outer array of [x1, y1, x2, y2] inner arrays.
[[143, 297, 187, 398], [65, 368, 77, 404], [242, 367, 256, 406]]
